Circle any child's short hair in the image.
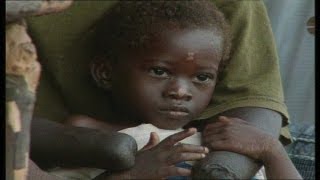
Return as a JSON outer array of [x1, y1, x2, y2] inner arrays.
[[93, 1, 231, 75]]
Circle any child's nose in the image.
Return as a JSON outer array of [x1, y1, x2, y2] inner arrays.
[[163, 79, 192, 101]]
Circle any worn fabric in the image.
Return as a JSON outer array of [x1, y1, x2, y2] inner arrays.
[[26, 0, 291, 144]]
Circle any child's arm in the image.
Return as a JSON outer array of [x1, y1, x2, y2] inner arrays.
[[193, 107, 283, 179], [202, 116, 302, 179], [94, 128, 209, 180]]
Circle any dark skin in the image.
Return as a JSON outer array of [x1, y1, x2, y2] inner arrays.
[[29, 110, 301, 179], [202, 116, 302, 179], [30, 117, 137, 170], [67, 27, 222, 179], [22, 0, 294, 177], [192, 107, 285, 179], [103, 115, 302, 179], [73, 110, 302, 179], [99, 128, 209, 179], [66, 27, 296, 179], [109, 28, 222, 130], [30, 26, 298, 177]]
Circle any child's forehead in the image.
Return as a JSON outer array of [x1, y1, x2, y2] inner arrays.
[[117, 26, 223, 64], [170, 28, 222, 51], [147, 27, 223, 54], [125, 29, 222, 67]]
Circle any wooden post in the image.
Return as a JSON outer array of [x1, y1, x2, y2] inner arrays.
[[5, 1, 73, 180], [6, 20, 41, 180]]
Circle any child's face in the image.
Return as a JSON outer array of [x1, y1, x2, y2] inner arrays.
[[111, 28, 223, 129]]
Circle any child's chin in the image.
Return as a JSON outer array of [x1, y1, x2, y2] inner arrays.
[[151, 120, 191, 130]]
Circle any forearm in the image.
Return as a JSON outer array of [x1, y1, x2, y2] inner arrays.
[[30, 117, 137, 170], [263, 139, 302, 179], [192, 107, 282, 179]]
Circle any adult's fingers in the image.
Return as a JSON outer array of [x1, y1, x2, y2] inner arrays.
[[160, 128, 197, 147]]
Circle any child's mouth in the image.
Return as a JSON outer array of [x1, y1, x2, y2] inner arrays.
[[158, 106, 190, 119]]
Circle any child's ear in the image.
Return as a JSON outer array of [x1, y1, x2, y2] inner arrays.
[[90, 60, 112, 90]]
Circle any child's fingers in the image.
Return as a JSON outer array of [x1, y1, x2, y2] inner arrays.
[[203, 126, 227, 137], [167, 152, 206, 165], [173, 143, 209, 154], [203, 133, 227, 146], [205, 139, 230, 151], [141, 132, 160, 151], [149, 132, 160, 144], [218, 116, 231, 121], [204, 116, 249, 135], [159, 166, 191, 178], [160, 128, 197, 147], [204, 117, 231, 131], [204, 121, 228, 132]]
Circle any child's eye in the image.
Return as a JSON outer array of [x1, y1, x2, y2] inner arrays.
[[149, 67, 169, 77], [194, 73, 214, 83]]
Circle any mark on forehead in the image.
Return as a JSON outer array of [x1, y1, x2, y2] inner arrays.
[[186, 52, 195, 61]]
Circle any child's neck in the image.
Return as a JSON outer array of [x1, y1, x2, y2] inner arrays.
[[105, 107, 142, 131]]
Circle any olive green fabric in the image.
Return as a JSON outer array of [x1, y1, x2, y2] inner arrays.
[[32, 70, 69, 123], [26, 0, 292, 144], [28, 1, 118, 123], [196, 0, 292, 144]]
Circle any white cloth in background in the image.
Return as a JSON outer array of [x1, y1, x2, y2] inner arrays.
[[121, 124, 201, 153]]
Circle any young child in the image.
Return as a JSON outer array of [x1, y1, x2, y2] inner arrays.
[[55, 1, 301, 179]]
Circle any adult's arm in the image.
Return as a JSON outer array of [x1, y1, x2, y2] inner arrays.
[[190, 1, 288, 178], [30, 117, 137, 171], [192, 107, 282, 179]]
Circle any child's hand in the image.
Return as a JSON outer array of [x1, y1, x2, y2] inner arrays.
[[203, 116, 277, 162], [128, 128, 209, 179], [140, 131, 161, 151]]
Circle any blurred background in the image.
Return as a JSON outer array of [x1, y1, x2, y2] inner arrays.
[[263, 0, 315, 179]]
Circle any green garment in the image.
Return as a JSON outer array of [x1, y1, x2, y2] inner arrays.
[[27, 0, 292, 145]]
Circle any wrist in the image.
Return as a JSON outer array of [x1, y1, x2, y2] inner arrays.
[[261, 137, 285, 165]]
